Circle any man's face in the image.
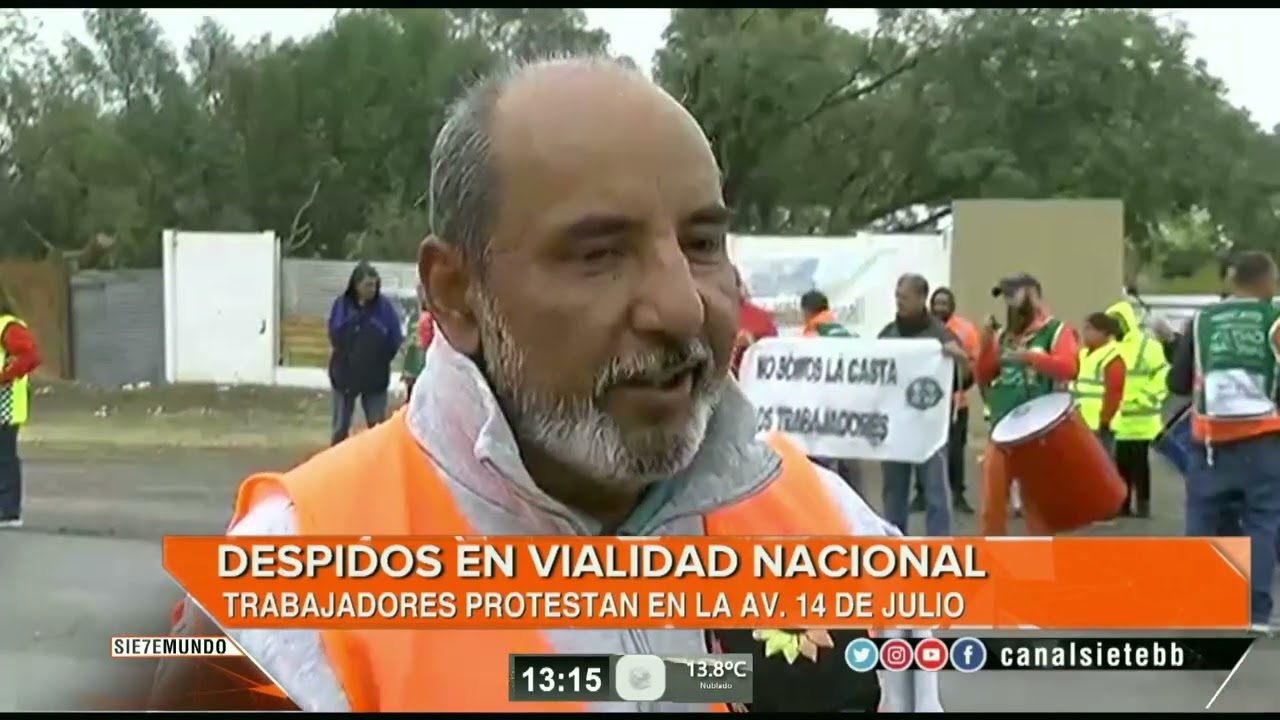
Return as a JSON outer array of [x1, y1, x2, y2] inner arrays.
[[469, 69, 735, 489], [356, 276, 378, 303], [930, 294, 954, 321], [1003, 286, 1035, 330], [895, 283, 926, 317]]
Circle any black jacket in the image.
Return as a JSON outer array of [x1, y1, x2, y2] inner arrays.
[[327, 262, 404, 393], [879, 315, 973, 393], [1166, 321, 1194, 398]]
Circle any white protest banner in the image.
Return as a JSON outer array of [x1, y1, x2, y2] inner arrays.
[[729, 233, 951, 337], [739, 336, 954, 463]]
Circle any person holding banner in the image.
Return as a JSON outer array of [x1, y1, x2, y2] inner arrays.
[[975, 273, 1080, 536], [878, 274, 970, 536], [154, 56, 941, 712], [1167, 250, 1280, 633]]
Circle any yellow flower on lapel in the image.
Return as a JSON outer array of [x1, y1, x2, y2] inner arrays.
[[751, 629, 835, 664]]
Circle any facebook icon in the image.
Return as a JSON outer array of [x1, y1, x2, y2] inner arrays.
[[949, 637, 987, 673]]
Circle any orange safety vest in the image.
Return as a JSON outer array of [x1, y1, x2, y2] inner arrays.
[[945, 315, 980, 409], [226, 411, 856, 712]]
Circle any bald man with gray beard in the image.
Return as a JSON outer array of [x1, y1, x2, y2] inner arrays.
[[151, 56, 944, 713]]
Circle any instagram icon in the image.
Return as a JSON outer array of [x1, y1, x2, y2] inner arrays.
[[878, 639, 914, 672]]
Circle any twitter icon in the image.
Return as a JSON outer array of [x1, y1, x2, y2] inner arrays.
[[844, 637, 879, 672]]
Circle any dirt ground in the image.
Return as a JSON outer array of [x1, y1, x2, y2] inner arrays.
[[24, 380, 347, 451], [6, 386, 1280, 711]]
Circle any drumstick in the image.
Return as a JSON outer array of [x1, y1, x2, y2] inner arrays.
[[1158, 403, 1192, 438]]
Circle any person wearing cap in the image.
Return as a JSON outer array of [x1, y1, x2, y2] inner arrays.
[[974, 273, 1080, 536]]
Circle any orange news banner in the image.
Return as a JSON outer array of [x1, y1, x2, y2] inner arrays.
[[162, 536, 1251, 631]]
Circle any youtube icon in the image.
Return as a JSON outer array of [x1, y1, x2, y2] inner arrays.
[[914, 638, 949, 671]]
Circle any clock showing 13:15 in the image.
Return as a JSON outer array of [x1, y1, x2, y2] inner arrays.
[[509, 654, 613, 703]]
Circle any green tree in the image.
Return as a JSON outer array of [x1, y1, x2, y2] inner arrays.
[[445, 8, 611, 62], [0, 8, 618, 264], [655, 8, 1280, 253]]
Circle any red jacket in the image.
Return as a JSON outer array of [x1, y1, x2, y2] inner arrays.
[[1099, 354, 1125, 427], [732, 301, 778, 377], [0, 321, 40, 383]]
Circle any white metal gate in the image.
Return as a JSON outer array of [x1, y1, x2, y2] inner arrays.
[[162, 230, 280, 385]]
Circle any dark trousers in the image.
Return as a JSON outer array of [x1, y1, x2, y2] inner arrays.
[[331, 390, 389, 446], [947, 406, 969, 497], [917, 406, 969, 500], [1184, 435, 1280, 625], [0, 424, 21, 519], [1115, 439, 1152, 512]]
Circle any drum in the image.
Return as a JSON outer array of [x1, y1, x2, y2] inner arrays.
[[1154, 405, 1192, 478], [990, 392, 1127, 533]]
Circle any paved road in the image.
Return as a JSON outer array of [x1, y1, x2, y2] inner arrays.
[[6, 446, 1278, 711]]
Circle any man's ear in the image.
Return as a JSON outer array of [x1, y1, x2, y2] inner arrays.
[[418, 236, 480, 355]]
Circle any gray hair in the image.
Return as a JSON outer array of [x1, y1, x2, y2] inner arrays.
[[897, 272, 930, 299], [428, 54, 648, 273]]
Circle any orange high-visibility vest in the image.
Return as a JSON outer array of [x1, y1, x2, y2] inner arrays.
[[227, 411, 856, 712], [946, 315, 980, 410]]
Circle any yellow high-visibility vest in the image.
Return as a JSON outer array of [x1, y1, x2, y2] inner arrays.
[[1070, 341, 1123, 431], [1104, 300, 1170, 441], [1113, 334, 1169, 441], [0, 314, 30, 425]]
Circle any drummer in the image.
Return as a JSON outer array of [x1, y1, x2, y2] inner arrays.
[[975, 273, 1081, 536]]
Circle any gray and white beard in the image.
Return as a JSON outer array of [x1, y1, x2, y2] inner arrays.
[[475, 291, 724, 493]]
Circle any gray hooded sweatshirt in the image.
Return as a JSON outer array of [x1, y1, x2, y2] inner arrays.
[[211, 334, 944, 712]]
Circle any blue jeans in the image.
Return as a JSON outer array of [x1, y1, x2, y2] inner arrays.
[[882, 450, 951, 536], [1185, 435, 1280, 625], [331, 390, 389, 446]]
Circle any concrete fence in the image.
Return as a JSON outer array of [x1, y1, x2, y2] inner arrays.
[[49, 252, 1231, 389], [69, 269, 165, 388]]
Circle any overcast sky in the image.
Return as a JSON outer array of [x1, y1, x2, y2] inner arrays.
[[26, 8, 1280, 131]]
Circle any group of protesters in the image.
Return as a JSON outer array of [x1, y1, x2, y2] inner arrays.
[[738, 250, 1278, 635]]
